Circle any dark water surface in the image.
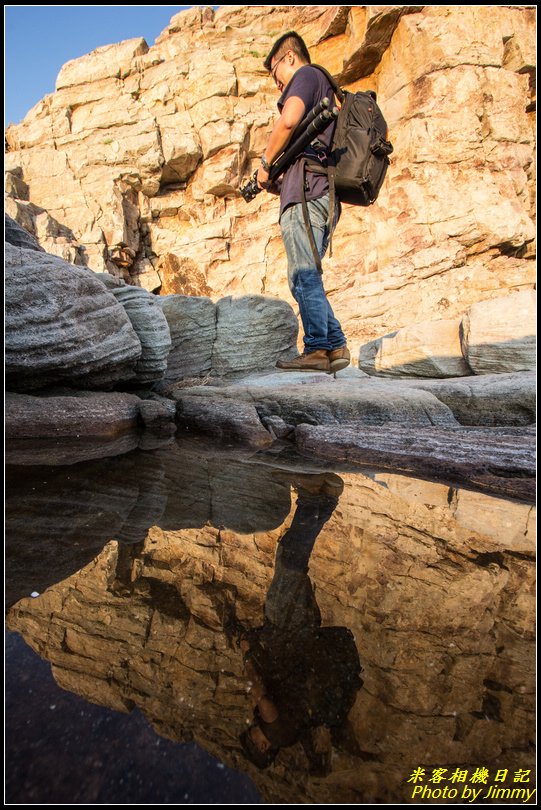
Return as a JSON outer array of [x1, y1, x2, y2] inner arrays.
[[5, 438, 536, 804], [6, 631, 260, 804]]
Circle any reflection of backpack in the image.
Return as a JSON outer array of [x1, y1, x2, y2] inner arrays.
[[302, 626, 363, 727], [301, 64, 394, 271], [249, 625, 363, 729]]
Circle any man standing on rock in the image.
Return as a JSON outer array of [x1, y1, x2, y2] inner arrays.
[[257, 31, 350, 374]]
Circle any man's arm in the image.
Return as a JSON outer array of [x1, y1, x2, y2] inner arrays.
[[241, 640, 279, 722], [257, 95, 305, 189]]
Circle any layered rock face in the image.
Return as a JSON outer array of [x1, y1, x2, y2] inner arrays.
[[5, 6, 536, 361], [5, 242, 143, 391]]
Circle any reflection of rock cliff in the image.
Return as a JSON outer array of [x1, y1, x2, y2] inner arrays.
[[4, 6, 536, 362], [5, 442, 292, 608], [6, 447, 535, 803]]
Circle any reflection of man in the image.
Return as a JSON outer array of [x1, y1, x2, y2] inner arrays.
[[239, 473, 363, 773]]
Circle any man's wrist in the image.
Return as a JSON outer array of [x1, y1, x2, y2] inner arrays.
[[260, 155, 271, 172]]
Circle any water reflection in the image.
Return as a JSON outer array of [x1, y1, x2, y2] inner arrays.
[[5, 441, 291, 608], [239, 473, 362, 774], [5, 438, 536, 804]]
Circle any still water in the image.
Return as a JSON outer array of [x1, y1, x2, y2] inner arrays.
[[5, 437, 536, 804]]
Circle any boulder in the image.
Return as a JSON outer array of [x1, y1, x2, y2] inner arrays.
[[173, 374, 459, 431], [156, 294, 217, 386], [295, 423, 535, 502], [5, 391, 141, 464], [175, 396, 273, 448], [5, 243, 141, 391], [359, 318, 472, 378], [404, 371, 535, 426], [461, 290, 536, 374], [109, 285, 172, 384], [211, 295, 298, 378]]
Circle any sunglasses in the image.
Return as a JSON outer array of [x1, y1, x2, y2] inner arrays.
[[270, 51, 290, 85]]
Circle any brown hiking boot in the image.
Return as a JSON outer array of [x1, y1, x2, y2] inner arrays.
[[276, 350, 330, 373], [328, 345, 350, 373]]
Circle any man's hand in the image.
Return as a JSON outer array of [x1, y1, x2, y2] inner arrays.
[[257, 165, 270, 190]]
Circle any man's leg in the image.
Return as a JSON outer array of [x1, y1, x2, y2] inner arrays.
[[278, 194, 347, 371]]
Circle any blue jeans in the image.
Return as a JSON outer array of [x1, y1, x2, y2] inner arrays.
[[280, 193, 346, 352]]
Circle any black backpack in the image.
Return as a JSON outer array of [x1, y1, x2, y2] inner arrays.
[[301, 65, 394, 271]]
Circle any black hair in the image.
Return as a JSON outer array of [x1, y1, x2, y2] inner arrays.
[[263, 31, 311, 72], [239, 729, 279, 770]]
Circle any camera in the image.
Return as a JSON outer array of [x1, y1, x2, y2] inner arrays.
[[239, 172, 261, 203]]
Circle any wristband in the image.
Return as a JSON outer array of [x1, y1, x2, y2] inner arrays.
[[260, 155, 271, 171]]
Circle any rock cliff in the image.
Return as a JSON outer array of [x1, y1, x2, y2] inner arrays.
[[5, 5, 536, 362]]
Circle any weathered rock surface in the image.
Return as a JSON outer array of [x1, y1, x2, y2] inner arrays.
[[155, 293, 298, 389], [174, 377, 459, 430], [156, 294, 217, 384], [137, 397, 177, 433], [359, 290, 537, 378], [5, 212, 43, 252], [5, 6, 536, 362], [5, 391, 140, 464], [109, 285, 172, 384], [5, 390, 140, 439], [5, 242, 142, 391], [212, 295, 298, 378], [4, 390, 177, 466], [170, 373, 471, 429], [173, 369, 535, 426], [360, 317, 472, 378], [5, 444, 535, 803], [461, 290, 537, 374], [168, 369, 535, 498], [175, 397, 274, 449], [405, 371, 536, 427], [296, 424, 536, 502]]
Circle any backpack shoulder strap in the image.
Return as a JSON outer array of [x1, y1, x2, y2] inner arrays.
[[301, 65, 343, 266], [310, 64, 345, 104], [299, 158, 323, 274]]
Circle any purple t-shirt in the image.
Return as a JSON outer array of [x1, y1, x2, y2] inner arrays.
[[277, 65, 336, 219]]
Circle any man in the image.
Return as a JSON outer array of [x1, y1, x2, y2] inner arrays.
[[257, 31, 350, 374], [238, 473, 363, 772]]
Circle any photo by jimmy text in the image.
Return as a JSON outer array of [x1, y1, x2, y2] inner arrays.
[[407, 767, 535, 803]]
